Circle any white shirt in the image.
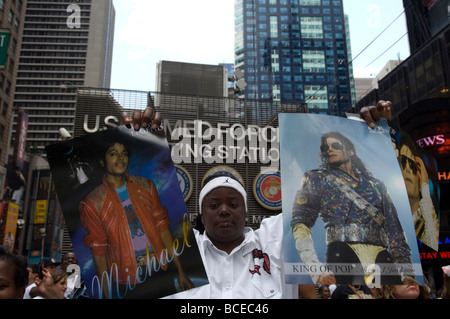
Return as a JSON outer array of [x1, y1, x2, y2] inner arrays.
[[166, 214, 296, 299], [23, 283, 36, 299], [64, 275, 79, 298]]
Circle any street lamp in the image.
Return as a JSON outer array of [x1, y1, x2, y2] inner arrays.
[[59, 81, 78, 93], [39, 227, 46, 262], [58, 128, 72, 140]]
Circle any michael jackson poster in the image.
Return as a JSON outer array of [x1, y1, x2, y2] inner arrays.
[[388, 122, 440, 251], [46, 126, 208, 299], [279, 114, 423, 286]]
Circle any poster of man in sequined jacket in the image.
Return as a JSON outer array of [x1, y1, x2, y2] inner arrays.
[[280, 114, 423, 286]]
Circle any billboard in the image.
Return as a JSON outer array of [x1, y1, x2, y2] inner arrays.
[[2, 202, 19, 253], [13, 110, 29, 170]]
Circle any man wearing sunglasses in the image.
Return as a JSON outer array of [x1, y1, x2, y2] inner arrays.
[[291, 131, 413, 286], [398, 136, 439, 251]]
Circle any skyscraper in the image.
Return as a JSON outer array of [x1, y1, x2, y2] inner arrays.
[[13, 0, 115, 155], [403, 0, 450, 54], [0, 0, 26, 170], [234, 0, 353, 115]]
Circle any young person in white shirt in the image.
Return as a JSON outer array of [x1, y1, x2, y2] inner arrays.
[[168, 173, 288, 298]]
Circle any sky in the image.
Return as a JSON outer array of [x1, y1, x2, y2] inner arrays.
[[110, 0, 410, 92]]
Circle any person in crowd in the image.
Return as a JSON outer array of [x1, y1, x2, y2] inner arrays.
[[330, 284, 374, 299], [52, 271, 68, 299], [33, 270, 68, 299], [56, 251, 89, 299], [372, 276, 430, 299], [0, 246, 28, 299], [26, 264, 39, 286], [442, 265, 450, 299], [166, 173, 287, 298], [57, 251, 77, 273], [23, 264, 39, 299], [30, 268, 66, 299], [24, 258, 60, 299], [318, 285, 331, 299]]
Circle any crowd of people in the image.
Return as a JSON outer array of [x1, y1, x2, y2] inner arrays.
[[0, 247, 87, 299], [1, 245, 449, 300], [307, 271, 450, 299]]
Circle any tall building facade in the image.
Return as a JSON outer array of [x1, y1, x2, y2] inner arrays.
[[234, 0, 353, 115], [155, 60, 229, 97], [403, 0, 450, 54], [353, 2, 450, 291], [0, 0, 26, 181], [13, 0, 115, 155]]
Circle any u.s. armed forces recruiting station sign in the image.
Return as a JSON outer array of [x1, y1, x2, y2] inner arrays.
[[169, 120, 279, 170], [79, 115, 280, 173], [167, 120, 282, 215], [167, 120, 282, 216]]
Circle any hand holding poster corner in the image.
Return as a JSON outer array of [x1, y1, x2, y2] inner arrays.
[[45, 126, 208, 299], [280, 114, 424, 286]]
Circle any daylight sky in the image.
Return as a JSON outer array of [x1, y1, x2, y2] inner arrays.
[[110, 0, 410, 92]]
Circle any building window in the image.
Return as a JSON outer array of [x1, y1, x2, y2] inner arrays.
[[270, 16, 278, 37], [299, 0, 321, 5], [271, 50, 280, 72], [8, 10, 13, 23], [300, 17, 323, 39], [303, 50, 325, 73], [305, 85, 328, 109]]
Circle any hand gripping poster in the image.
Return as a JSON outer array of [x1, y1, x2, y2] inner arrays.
[[45, 126, 208, 299], [279, 114, 424, 286]]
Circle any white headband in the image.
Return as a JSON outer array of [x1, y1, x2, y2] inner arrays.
[[199, 176, 247, 214]]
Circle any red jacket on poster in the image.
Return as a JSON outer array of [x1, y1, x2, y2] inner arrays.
[[79, 174, 170, 285]]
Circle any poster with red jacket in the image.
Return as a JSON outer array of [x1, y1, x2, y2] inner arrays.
[[46, 126, 208, 299]]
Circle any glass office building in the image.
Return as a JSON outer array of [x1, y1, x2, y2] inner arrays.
[[235, 0, 353, 115]]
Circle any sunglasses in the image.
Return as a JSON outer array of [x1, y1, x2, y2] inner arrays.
[[321, 142, 344, 154], [398, 155, 418, 175]]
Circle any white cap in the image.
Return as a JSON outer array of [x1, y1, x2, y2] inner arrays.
[[198, 176, 247, 214]]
